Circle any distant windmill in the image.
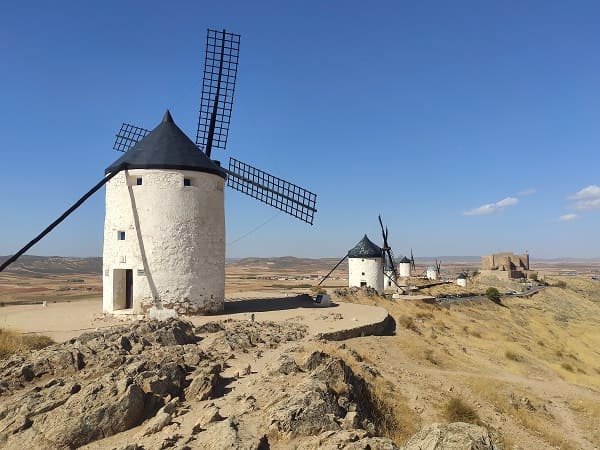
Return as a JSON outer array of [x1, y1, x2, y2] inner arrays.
[[399, 248, 416, 278], [0, 29, 318, 317], [426, 259, 442, 280], [317, 215, 400, 292]]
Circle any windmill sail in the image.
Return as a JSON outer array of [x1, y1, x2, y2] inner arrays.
[[196, 29, 240, 157], [378, 215, 400, 283], [0, 170, 121, 273], [227, 157, 317, 225], [111, 28, 317, 226], [114, 123, 150, 153]]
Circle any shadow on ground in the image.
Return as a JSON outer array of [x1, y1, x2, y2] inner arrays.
[[224, 294, 339, 314]]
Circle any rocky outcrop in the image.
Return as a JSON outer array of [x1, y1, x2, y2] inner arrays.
[[0, 317, 503, 450], [267, 351, 381, 437], [0, 320, 200, 448], [0, 318, 310, 449], [297, 429, 399, 450], [401, 422, 500, 450]]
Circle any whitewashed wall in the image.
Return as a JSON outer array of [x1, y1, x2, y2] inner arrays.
[[348, 257, 384, 293], [426, 267, 438, 280], [384, 269, 396, 289], [399, 262, 411, 278], [102, 169, 225, 315]]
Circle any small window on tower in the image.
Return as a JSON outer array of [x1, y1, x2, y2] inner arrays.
[[184, 178, 191, 187], [361, 272, 365, 276], [118, 231, 126, 240], [136, 177, 143, 185]]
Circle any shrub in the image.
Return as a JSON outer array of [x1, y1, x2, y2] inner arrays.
[[529, 273, 538, 281], [415, 312, 434, 320], [561, 362, 574, 372], [424, 349, 439, 365], [553, 280, 567, 289], [398, 315, 420, 333], [0, 328, 54, 358], [310, 286, 327, 295], [505, 350, 523, 362], [486, 287, 501, 304], [444, 397, 480, 424]]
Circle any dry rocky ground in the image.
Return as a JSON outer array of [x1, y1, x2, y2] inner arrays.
[[1, 267, 599, 449], [0, 317, 500, 449]]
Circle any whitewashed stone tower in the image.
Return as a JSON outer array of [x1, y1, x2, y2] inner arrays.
[[347, 235, 384, 293], [102, 111, 226, 315], [426, 266, 438, 280], [398, 257, 411, 278]]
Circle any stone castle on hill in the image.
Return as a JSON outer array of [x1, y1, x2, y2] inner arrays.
[[481, 252, 530, 280]]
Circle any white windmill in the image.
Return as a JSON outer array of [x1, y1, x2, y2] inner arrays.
[[0, 29, 318, 317], [347, 235, 384, 292], [317, 215, 400, 294]]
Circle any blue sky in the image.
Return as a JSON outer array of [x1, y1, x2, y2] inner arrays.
[[0, 1, 599, 259]]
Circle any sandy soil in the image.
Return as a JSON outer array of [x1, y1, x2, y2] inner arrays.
[[0, 294, 388, 343]]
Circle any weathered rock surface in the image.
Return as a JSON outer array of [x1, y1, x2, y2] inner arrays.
[[0, 319, 309, 449], [297, 429, 399, 450], [267, 351, 379, 437], [0, 318, 503, 450], [400, 422, 500, 450]]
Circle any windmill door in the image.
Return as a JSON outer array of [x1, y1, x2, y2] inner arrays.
[[125, 269, 133, 309]]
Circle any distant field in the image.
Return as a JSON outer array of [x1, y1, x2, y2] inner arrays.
[[1, 255, 599, 305]]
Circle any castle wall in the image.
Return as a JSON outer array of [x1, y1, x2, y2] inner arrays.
[[481, 252, 530, 272]]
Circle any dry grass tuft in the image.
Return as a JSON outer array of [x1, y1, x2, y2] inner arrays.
[[415, 312, 434, 320], [398, 315, 420, 334], [463, 326, 482, 338], [369, 379, 419, 444], [443, 397, 480, 424], [424, 349, 440, 365], [0, 328, 54, 358], [561, 362, 574, 372], [505, 350, 524, 362]]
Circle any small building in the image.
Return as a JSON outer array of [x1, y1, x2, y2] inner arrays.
[[398, 256, 411, 278], [456, 274, 467, 288], [426, 266, 438, 280], [348, 235, 384, 293]]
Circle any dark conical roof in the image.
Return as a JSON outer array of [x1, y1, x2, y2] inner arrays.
[[105, 110, 227, 178], [348, 235, 382, 258], [399, 256, 411, 264]]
